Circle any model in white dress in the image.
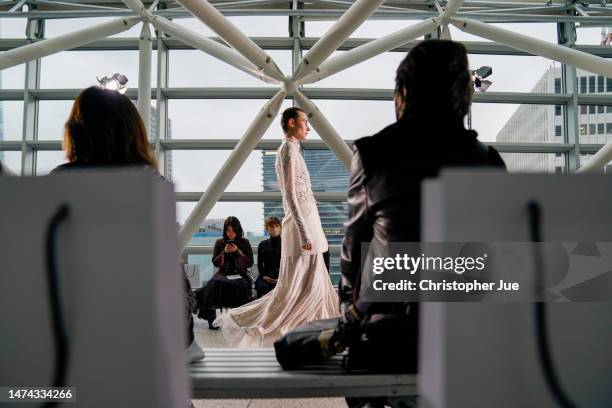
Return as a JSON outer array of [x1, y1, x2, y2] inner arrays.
[[214, 110, 340, 347]]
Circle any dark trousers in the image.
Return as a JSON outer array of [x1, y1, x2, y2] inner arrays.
[[255, 276, 276, 298]]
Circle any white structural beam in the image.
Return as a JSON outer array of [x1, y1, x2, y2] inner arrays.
[[300, 18, 439, 85], [149, 15, 278, 84], [577, 142, 612, 173], [175, 0, 285, 81], [123, 0, 149, 18], [292, 0, 385, 82], [138, 22, 152, 138], [0, 16, 141, 71], [293, 90, 353, 169], [441, 0, 466, 22], [451, 17, 612, 78], [178, 90, 286, 250]]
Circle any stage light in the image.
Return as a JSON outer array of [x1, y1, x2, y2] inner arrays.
[[97, 73, 128, 94]]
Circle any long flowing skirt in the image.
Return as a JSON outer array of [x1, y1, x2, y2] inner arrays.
[[214, 252, 340, 347]]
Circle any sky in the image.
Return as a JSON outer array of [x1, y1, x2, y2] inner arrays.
[[0, 13, 607, 233]]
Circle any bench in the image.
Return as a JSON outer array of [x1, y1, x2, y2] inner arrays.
[[189, 348, 418, 401]]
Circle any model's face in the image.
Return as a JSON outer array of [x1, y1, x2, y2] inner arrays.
[[225, 225, 237, 240], [288, 111, 310, 140], [268, 224, 281, 238]]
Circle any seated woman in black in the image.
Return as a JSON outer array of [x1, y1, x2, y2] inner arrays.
[[198, 216, 254, 329], [255, 216, 282, 298]]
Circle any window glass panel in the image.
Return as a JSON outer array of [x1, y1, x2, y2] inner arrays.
[[178, 201, 264, 242], [555, 125, 562, 137], [167, 99, 293, 140], [499, 153, 565, 173], [555, 105, 562, 116], [307, 20, 424, 39], [589, 105, 596, 114], [589, 75, 596, 93], [40, 51, 157, 89], [577, 26, 611, 45], [308, 100, 395, 141], [0, 18, 28, 38], [580, 105, 587, 115], [580, 76, 587, 93], [36, 150, 67, 175], [171, 150, 265, 192], [169, 50, 291, 87], [175, 17, 288, 37], [580, 106, 612, 144], [44, 18, 146, 38], [468, 56, 560, 94], [305, 51, 404, 89], [0, 64, 25, 89], [450, 23, 557, 43], [598, 75, 605, 92], [38, 100, 73, 140], [472, 103, 563, 143], [0, 151, 21, 174], [0, 101, 24, 141], [607, 123, 612, 134]]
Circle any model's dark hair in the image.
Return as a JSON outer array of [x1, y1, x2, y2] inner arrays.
[[223, 216, 244, 240], [395, 40, 472, 124], [63, 86, 157, 169], [280, 107, 305, 133], [265, 216, 281, 230]]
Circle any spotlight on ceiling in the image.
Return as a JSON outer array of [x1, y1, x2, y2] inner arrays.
[[97, 73, 129, 94]]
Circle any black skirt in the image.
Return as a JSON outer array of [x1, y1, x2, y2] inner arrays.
[[197, 273, 251, 313]]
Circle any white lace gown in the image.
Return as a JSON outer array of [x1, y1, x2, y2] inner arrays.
[[214, 138, 340, 347]]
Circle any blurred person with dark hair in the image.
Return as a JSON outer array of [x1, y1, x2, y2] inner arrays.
[[55, 86, 157, 171], [212, 107, 339, 347], [255, 217, 282, 298], [51, 86, 204, 363], [334, 41, 505, 406], [197, 216, 254, 329]]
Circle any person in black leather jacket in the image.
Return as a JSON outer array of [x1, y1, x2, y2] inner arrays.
[[337, 40, 506, 393]]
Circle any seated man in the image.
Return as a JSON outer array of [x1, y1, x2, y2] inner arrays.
[[255, 217, 282, 297]]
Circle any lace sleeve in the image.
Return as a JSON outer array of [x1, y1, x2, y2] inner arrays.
[[279, 143, 312, 245]]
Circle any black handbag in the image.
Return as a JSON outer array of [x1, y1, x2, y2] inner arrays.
[[274, 318, 340, 370], [274, 314, 418, 373]]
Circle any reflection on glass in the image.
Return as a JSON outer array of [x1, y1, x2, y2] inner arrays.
[[0, 101, 24, 141], [167, 99, 293, 140], [40, 51, 157, 89], [500, 153, 565, 173], [36, 150, 67, 175], [169, 50, 292, 87], [0, 151, 21, 174]]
